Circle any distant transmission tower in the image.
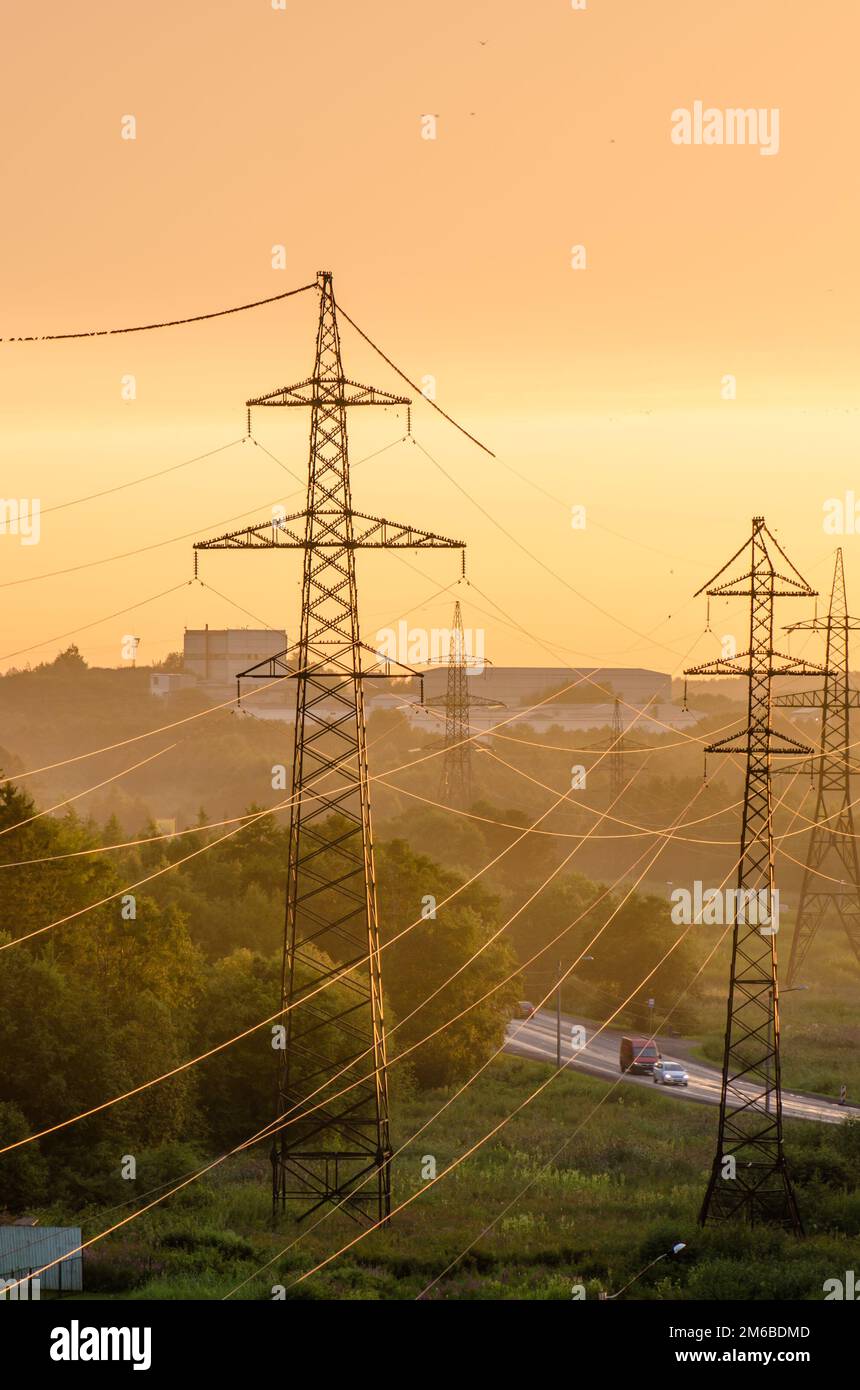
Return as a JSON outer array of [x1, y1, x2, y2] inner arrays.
[[588, 691, 647, 801], [686, 517, 826, 1233], [610, 696, 625, 801], [195, 271, 463, 1225], [775, 547, 860, 985], [426, 599, 501, 807]]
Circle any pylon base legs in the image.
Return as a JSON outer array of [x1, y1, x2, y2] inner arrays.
[[271, 1145, 392, 1228], [699, 1158, 803, 1235]]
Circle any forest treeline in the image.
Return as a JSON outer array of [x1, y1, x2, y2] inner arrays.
[[0, 753, 704, 1214]]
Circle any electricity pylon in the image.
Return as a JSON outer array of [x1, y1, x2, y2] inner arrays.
[[589, 692, 647, 801], [425, 600, 502, 807], [195, 271, 463, 1226], [686, 517, 827, 1233], [610, 697, 625, 801], [774, 548, 860, 984]]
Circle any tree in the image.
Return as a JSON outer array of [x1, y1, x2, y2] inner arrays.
[[46, 644, 88, 673], [377, 840, 521, 1087], [0, 1102, 48, 1211], [193, 949, 281, 1149], [152, 651, 184, 672]]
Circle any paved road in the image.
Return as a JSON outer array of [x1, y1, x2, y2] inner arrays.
[[505, 1009, 860, 1126]]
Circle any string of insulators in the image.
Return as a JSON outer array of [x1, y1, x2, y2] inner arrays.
[[193, 550, 198, 579], [406, 404, 412, 437], [460, 549, 466, 579], [705, 597, 711, 633], [246, 406, 251, 438], [681, 678, 688, 712], [703, 750, 708, 785]]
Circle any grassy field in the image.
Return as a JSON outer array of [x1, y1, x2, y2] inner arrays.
[[51, 1055, 859, 1302]]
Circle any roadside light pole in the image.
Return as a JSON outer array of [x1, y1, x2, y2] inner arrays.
[[553, 956, 594, 1069]]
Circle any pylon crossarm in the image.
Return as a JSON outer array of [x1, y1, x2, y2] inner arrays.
[[704, 727, 812, 757], [773, 689, 824, 708], [247, 375, 409, 409], [769, 651, 831, 676], [687, 657, 828, 679], [349, 511, 463, 548], [686, 652, 752, 677], [785, 617, 860, 633], [694, 519, 816, 599], [424, 693, 505, 709], [235, 638, 425, 684], [195, 513, 308, 549], [195, 510, 462, 551], [703, 575, 814, 599]]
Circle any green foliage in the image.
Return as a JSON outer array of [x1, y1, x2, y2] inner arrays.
[[378, 839, 521, 1086], [1, 742, 856, 1300], [194, 949, 282, 1149], [0, 1101, 48, 1209]]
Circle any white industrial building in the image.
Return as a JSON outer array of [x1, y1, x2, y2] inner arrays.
[[418, 665, 671, 708], [150, 627, 289, 702], [182, 627, 288, 685], [149, 647, 697, 732]]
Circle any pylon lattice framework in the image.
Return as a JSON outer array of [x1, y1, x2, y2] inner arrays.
[[774, 547, 860, 985], [195, 272, 463, 1225], [686, 516, 829, 1233], [589, 693, 647, 801], [425, 599, 502, 808], [609, 696, 625, 801]]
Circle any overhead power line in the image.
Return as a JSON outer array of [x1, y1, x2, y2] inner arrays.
[[0, 282, 316, 343], [337, 301, 496, 458], [226, 766, 746, 1295], [411, 434, 685, 660], [0, 433, 409, 592], [1, 749, 718, 1286], [37, 439, 245, 519], [0, 581, 189, 663], [0, 705, 644, 1155]]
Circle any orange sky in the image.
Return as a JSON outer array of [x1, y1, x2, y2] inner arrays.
[[1, 1, 858, 679]]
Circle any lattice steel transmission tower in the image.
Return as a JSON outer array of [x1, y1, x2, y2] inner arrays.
[[194, 272, 463, 1226], [589, 692, 647, 801], [774, 547, 860, 985], [425, 599, 501, 807], [686, 517, 827, 1233], [610, 696, 625, 801]]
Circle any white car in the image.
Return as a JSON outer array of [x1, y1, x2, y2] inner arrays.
[[653, 1060, 689, 1087]]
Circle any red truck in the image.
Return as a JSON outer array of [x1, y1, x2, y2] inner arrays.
[[619, 1036, 661, 1074]]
